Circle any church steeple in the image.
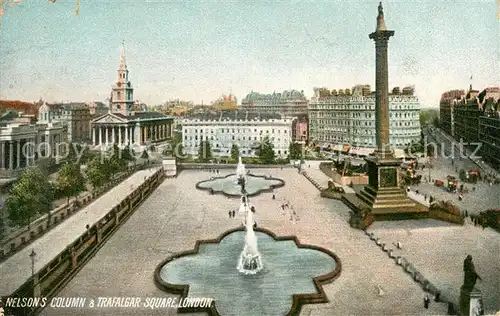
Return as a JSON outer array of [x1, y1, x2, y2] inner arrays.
[[110, 42, 134, 116]]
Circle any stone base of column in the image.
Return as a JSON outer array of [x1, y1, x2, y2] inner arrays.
[[460, 286, 484, 316], [342, 155, 429, 227]]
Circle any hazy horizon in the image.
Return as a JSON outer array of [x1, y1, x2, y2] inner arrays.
[[0, 0, 499, 108]]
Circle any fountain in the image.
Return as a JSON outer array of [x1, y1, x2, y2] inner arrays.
[[236, 167, 263, 274], [196, 156, 285, 197], [156, 157, 341, 315], [236, 156, 247, 183]]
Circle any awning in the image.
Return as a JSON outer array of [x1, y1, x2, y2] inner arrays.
[[393, 148, 405, 159], [350, 147, 360, 155]]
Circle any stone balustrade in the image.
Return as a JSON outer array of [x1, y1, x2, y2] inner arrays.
[[0, 170, 135, 262], [4, 169, 165, 316]]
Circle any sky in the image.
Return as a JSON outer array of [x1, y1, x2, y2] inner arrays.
[[0, 0, 499, 108]]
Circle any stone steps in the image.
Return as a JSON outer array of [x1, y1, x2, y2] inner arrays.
[[364, 229, 451, 313]]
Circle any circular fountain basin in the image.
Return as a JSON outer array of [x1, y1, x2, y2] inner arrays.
[[196, 173, 285, 197], [155, 229, 340, 316]]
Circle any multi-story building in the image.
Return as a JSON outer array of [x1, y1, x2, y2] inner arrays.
[[478, 88, 500, 170], [90, 44, 174, 149], [439, 90, 466, 137], [439, 86, 500, 171], [87, 101, 108, 117], [38, 102, 92, 143], [241, 90, 308, 142], [0, 121, 67, 177], [181, 111, 293, 158], [452, 89, 480, 145], [308, 85, 421, 149]]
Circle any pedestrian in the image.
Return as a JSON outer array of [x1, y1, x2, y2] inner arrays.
[[232, 210, 235, 217], [396, 241, 402, 249], [424, 194, 427, 201], [272, 194, 275, 200], [465, 210, 468, 217], [416, 189, 419, 195], [228, 211, 232, 218], [434, 292, 441, 302], [424, 295, 430, 309]]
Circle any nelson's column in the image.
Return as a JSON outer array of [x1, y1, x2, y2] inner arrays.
[[347, 2, 428, 227]]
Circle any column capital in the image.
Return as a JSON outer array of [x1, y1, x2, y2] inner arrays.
[[369, 30, 394, 41]]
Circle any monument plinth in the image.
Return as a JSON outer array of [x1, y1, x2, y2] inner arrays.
[[345, 2, 428, 224]]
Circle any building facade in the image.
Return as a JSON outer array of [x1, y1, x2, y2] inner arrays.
[[308, 85, 421, 148], [439, 90, 466, 137], [181, 111, 293, 158], [38, 102, 91, 143], [241, 90, 308, 142], [87, 101, 109, 117], [478, 94, 500, 169], [0, 121, 67, 177], [90, 44, 174, 149], [439, 86, 500, 171]]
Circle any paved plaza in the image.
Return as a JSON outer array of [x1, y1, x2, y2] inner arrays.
[[369, 219, 500, 314], [0, 168, 159, 297], [38, 168, 499, 316]]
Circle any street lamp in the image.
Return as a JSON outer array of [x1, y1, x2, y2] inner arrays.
[[29, 249, 36, 277]]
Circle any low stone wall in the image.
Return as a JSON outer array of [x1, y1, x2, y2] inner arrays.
[[0, 170, 135, 262], [4, 169, 165, 316], [178, 163, 293, 170], [318, 162, 368, 186]]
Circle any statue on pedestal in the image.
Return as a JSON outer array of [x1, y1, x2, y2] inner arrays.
[[463, 255, 481, 291]]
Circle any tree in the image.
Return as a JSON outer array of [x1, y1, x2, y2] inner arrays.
[[289, 142, 302, 160], [198, 141, 212, 162], [231, 144, 239, 162], [5, 167, 53, 228], [0, 207, 6, 239], [121, 145, 135, 163], [257, 136, 275, 164], [57, 163, 86, 206], [86, 156, 107, 191]]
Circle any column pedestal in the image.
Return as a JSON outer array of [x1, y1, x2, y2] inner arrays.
[[460, 286, 484, 316]]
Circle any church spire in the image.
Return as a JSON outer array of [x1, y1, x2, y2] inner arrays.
[[119, 40, 127, 70], [376, 2, 387, 31]]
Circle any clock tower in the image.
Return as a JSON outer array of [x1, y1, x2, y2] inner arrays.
[[111, 42, 134, 115]]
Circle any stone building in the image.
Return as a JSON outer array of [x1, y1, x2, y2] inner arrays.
[[87, 101, 108, 117], [38, 102, 91, 143], [452, 88, 481, 145], [241, 90, 308, 142], [181, 111, 293, 158], [478, 91, 500, 170], [439, 90, 466, 137], [90, 44, 174, 149], [0, 121, 67, 178], [308, 84, 421, 149], [439, 86, 500, 171]]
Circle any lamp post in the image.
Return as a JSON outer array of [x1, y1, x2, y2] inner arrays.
[[29, 249, 36, 276]]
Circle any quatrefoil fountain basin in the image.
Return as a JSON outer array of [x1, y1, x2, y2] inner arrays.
[[196, 173, 285, 197], [154, 227, 341, 316]]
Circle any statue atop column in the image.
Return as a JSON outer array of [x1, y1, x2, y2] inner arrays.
[[378, 2, 384, 16], [463, 255, 481, 291]]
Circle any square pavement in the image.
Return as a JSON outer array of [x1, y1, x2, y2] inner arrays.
[[36, 168, 498, 315]]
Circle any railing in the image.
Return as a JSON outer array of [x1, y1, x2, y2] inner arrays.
[[0, 168, 137, 262], [4, 168, 165, 316]]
